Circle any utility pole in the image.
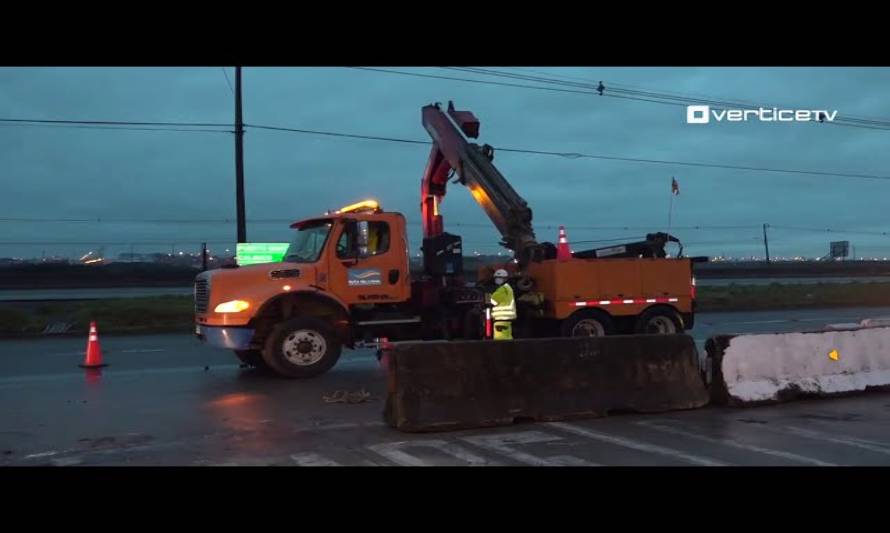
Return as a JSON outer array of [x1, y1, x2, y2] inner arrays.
[[201, 242, 208, 271], [234, 66, 247, 244], [762, 223, 770, 264]]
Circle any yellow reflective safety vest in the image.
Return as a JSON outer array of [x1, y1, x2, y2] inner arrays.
[[490, 282, 517, 321]]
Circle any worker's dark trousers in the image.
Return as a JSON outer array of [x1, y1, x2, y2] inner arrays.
[[493, 320, 513, 340]]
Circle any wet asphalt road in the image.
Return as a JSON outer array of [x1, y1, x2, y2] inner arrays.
[[2, 306, 890, 466]]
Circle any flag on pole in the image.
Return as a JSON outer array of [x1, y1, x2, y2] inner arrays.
[[671, 177, 680, 196]]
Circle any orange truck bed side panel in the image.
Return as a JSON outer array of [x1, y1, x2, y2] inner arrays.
[[527, 258, 692, 320]]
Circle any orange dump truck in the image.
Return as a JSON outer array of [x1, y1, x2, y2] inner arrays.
[[195, 102, 703, 378]]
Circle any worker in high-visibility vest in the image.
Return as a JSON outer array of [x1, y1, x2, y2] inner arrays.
[[489, 269, 516, 340]]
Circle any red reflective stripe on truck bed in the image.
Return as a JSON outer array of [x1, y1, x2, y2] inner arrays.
[[574, 297, 679, 307]]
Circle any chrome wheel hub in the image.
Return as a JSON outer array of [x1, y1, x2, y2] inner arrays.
[[282, 329, 327, 366]]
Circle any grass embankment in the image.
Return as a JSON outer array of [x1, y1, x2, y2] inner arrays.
[[2, 282, 890, 337], [0, 296, 194, 337], [696, 282, 890, 312]]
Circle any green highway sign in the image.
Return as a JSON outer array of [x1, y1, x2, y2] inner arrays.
[[236, 243, 290, 266]]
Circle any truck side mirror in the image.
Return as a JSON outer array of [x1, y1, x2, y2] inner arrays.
[[357, 220, 370, 259]]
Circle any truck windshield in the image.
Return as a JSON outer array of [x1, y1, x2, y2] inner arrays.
[[284, 221, 332, 263]]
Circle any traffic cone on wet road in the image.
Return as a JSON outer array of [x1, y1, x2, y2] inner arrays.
[[556, 225, 572, 261], [80, 321, 108, 368]]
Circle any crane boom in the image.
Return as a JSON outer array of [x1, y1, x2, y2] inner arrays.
[[419, 100, 683, 269], [420, 101, 542, 262]]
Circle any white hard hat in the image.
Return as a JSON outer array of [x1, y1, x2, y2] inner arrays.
[[494, 269, 509, 278]]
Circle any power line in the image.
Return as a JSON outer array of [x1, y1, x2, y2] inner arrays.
[[0, 118, 230, 128], [494, 146, 890, 181], [246, 123, 428, 145], [0, 217, 762, 231], [3, 111, 890, 182], [0, 123, 232, 134], [245, 122, 890, 181], [0, 241, 234, 245], [443, 67, 890, 130], [221, 67, 234, 95], [2, 113, 887, 180], [349, 67, 604, 96], [771, 225, 890, 236], [352, 67, 890, 132]]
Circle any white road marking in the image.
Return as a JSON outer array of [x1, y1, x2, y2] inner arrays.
[[290, 453, 341, 466], [368, 439, 496, 466], [461, 431, 599, 466], [779, 426, 890, 456], [24, 451, 59, 459], [547, 422, 729, 466], [548, 455, 597, 466], [14, 422, 386, 465], [636, 421, 836, 466], [50, 457, 83, 466]]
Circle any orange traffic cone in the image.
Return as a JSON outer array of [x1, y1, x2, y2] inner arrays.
[[556, 225, 573, 261], [80, 321, 108, 368]]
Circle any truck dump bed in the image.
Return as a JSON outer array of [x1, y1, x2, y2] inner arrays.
[[527, 257, 694, 320]]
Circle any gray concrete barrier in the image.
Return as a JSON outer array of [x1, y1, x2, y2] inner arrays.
[[382, 335, 709, 432]]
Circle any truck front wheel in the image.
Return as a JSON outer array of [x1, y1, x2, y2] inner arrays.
[[261, 317, 342, 378]]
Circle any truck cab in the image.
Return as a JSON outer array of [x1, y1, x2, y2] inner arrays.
[[195, 200, 416, 377]]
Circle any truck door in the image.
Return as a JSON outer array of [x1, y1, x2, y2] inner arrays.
[[329, 218, 408, 305]]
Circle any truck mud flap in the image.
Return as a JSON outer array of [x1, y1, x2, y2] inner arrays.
[[705, 326, 890, 407], [382, 335, 709, 433]]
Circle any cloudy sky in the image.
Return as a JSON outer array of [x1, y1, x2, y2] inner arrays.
[[2, 66, 890, 260]]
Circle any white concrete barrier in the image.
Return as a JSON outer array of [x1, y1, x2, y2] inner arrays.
[[860, 317, 890, 328], [705, 326, 890, 406], [824, 323, 861, 331]]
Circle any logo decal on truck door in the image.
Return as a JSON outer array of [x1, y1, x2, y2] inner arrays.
[[348, 268, 382, 286]]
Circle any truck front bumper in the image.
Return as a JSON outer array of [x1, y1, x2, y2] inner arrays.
[[195, 324, 255, 351]]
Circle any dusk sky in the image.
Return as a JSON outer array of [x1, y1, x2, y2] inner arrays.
[[2, 67, 890, 260]]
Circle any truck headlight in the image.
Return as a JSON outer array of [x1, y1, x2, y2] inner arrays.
[[214, 300, 250, 313]]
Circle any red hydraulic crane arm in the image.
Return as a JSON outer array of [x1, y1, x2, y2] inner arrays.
[[420, 101, 540, 260]]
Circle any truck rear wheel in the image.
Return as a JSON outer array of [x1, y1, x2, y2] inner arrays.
[[635, 307, 683, 335], [234, 349, 269, 370], [561, 309, 614, 337], [261, 317, 342, 378]]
